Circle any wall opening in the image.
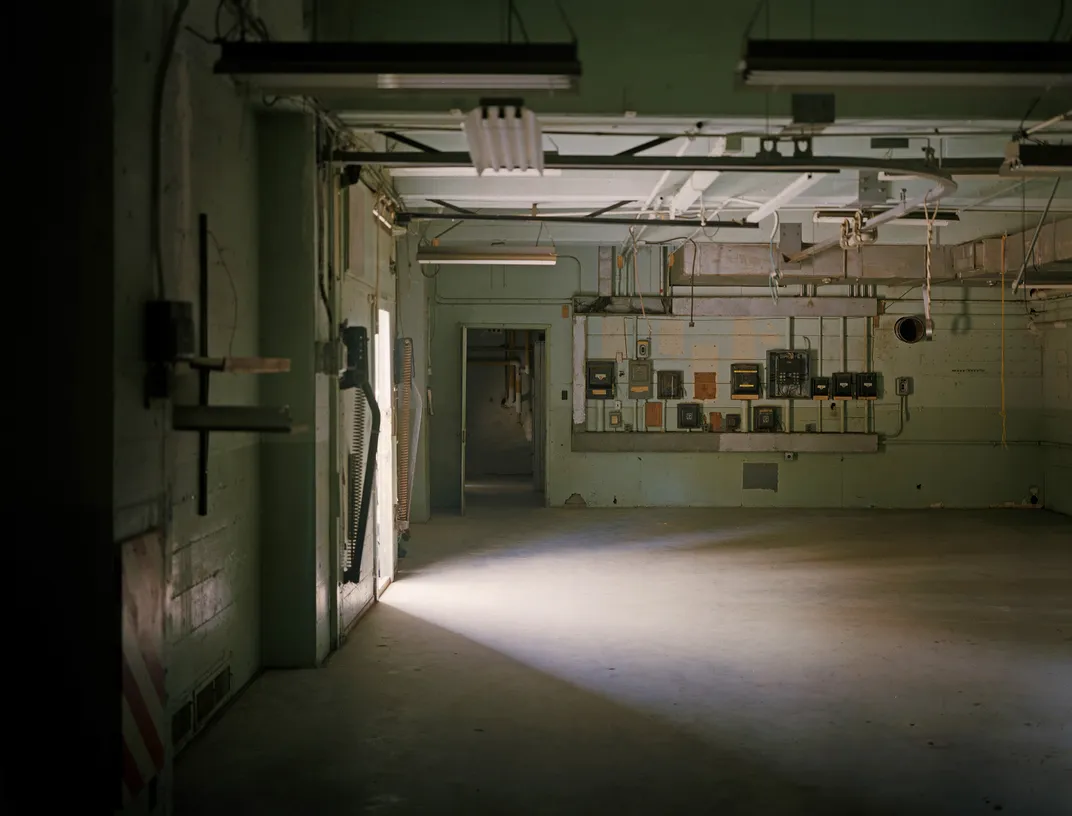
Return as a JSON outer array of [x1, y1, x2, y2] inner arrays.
[[463, 327, 546, 508]]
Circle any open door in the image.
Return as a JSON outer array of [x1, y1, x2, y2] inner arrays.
[[460, 325, 468, 515], [375, 308, 396, 594]]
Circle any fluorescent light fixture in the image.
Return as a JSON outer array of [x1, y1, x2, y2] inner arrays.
[[1002, 142, 1072, 176], [813, 209, 959, 226], [738, 41, 1071, 89], [464, 105, 544, 175], [745, 173, 822, 223], [416, 246, 558, 266], [390, 167, 563, 178], [215, 42, 581, 93]]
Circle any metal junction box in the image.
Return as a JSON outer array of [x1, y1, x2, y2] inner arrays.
[[627, 359, 653, 399], [753, 405, 778, 431], [657, 370, 684, 399], [677, 402, 703, 429], [731, 363, 761, 400], [856, 372, 879, 400], [832, 372, 856, 400], [586, 359, 616, 399], [810, 376, 831, 400], [768, 350, 810, 399]]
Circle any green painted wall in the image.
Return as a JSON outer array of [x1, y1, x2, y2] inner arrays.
[[419, 245, 1049, 510], [316, 0, 1067, 121]]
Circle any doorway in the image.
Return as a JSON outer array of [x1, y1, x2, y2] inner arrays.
[[374, 308, 396, 593], [460, 326, 548, 511]]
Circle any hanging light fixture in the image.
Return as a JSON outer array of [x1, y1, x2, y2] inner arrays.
[[463, 103, 544, 176]]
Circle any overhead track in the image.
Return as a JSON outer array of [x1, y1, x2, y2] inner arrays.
[[395, 212, 757, 228]]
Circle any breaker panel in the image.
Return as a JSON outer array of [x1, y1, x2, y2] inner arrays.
[[657, 370, 684, 399], [730, 363, 762, 400], [627, 360, 653, 399], [586, 360, 616, 399], [810, 376, 831, 400], [856, 372, 879, 400], [677, 402, 703, 429], [767, 350, 810, 398], [832, 372, 856, 400], [753, 405, 779, 431]]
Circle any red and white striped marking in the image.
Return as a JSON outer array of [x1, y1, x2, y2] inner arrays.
[[120, 530, 166, 808]]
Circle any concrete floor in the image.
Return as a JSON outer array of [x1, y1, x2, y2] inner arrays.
[[176, 508, 1072, 815]]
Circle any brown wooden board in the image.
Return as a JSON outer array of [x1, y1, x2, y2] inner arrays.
[[645, 401, 663, 428], [694, 372, 717, 400]]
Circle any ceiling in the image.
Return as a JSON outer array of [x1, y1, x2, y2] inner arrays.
[[342, 113, 1072, 247]]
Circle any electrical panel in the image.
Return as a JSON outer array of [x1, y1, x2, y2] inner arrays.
[[810, 376, 831, 400], [753, 405, 778, 431], [856, 372, 879, 400], [657, 370, 684, 399], [677, 402, 703, 429], [832, 372, 855, 400], [586, 360, 616, 399], [636, 338, 651, 359], [730, 363, 761, 400], [726, 413, 742, 432], [767, 350, 810, 399], [627, 360, 653, 399]]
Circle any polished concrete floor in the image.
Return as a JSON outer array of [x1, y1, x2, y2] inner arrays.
[[176, 508, 1072, 815]]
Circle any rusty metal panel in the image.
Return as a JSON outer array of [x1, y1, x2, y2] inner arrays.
[[597, 245, 614, 296], [121, 529, 167, 809], [645, 401, 663, 428], [694, 372, 718, 400]]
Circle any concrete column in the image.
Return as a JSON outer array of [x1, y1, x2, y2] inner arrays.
[[257, 112, 326, 667]]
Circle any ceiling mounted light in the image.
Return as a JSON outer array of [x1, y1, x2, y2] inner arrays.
[[813, 209, 960, 226], [464, 103, 545, 175], [1002, 142, 1072, 176], [416, 246, 558, 266], [215, 42, 581, 93], [738, 40, 1071, 89]]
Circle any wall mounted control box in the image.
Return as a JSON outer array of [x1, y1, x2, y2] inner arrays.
[[731, 363, 762, 399], [895, 376, 912, 396], [628, 360, 653, 399], [726, 413, 742, 431], [658, 370, 684, 399], [636, 338, 651, 359], [810, 376, 831, 399], [832, 372, 856, 400], [753, 405, 778, 431], [677, 402, 703, 429], [767, 350, 810, 398], [856, 372, 879, 400], [586, 360, 616, 399]]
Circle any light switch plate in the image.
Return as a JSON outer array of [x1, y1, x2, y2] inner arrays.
[[895, 376, 912, 396], [636, 338, 651, 359]]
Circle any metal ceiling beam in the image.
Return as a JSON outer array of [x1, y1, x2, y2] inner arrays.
[[615, 136, 676, 156], [377, 131, 441, 152], [394, 212, 757, 228], [669, 136, 728, 216]]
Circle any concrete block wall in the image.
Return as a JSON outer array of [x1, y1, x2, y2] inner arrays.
[[112, 1, 309, 811], [1040, 296, 1072, 515], [421, 245, 1048, 510]]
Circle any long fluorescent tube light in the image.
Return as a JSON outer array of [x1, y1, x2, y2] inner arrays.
[[738, 41, 1071, 89], [745, 173, 822, 223], [416, 247, 558, 266], [216, 42, 581, 92], [464, 105, 544, 174], [390, 167, 563, 178]]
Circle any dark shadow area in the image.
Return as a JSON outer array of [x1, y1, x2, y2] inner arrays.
[[175, 604, 889, 816]]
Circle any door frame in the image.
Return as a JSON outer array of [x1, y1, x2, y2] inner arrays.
[[460, 323, 552, 512]]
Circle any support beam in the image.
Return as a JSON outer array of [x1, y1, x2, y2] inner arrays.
[[669, 296, 879, 317], [951, 216, 1072, 276], [669, 136, 728, 216], [745, 173, 823, 223]]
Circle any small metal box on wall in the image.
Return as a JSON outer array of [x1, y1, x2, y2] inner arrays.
[[753, 405, 778, 431], [856, 372, 879, 400], [627, 360, 652, 399], [730, 363, 761, 399], [586, 360, 616, 399], [832, 372, 856, 400], [657, 370, 684, 399], [811, 376, 831, 400], [677, 402, 703, 429], [645, 401, 663, 428]]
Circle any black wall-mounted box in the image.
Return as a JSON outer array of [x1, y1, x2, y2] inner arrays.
[[586, 360, 616, 399], [753, 405, 778, 431], [810, 376, 831, 399], [856, 372, 879, 400], [832, 372, 856, 400], [657, 370, 684, 399], [726, 413, 742, 431], [677, 402, 703, 429], [731, 363, 761, 399], [767, 350, 810, 399]]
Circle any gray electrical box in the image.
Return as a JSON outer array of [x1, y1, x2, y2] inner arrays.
[[627, 360, 653, 399], [636, 338, 651, 359], [895, 376, 912, 396]]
